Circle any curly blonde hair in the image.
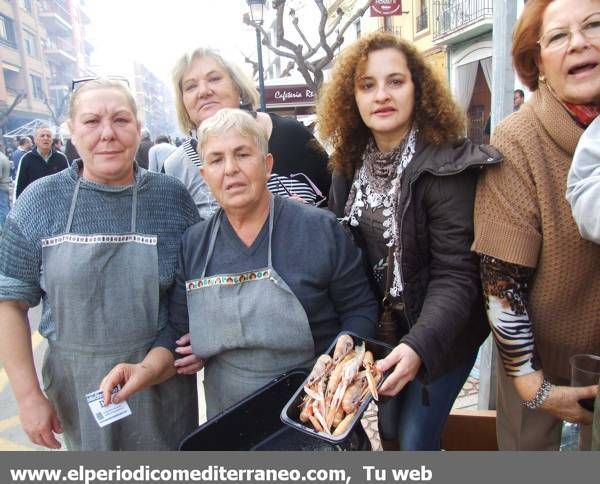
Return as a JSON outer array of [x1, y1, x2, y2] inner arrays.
[[317, 32, 465, 178]]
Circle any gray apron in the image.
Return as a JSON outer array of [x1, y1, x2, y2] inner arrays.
[[187, 197, 315, 419], [41, 177, 198, 450]]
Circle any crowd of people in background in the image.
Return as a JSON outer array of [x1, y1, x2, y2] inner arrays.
[[0, 0, 598, 453], [0, 127, 185, 234]]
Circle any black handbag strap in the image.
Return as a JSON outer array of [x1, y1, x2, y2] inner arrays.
[[382, 246, 395, 307]]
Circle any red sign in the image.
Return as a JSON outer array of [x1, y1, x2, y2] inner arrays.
[[264, 84, 315, 107], [370, 0, 403, 17]]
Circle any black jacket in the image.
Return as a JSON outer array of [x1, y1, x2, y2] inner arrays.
[[268, 113, 331, 198], [15, 147, 69, 198], [329, 138, 502, 382], [135, 139, 154, 170]]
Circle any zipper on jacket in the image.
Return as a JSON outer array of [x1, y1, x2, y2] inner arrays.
[[397, 177, 412, 327]]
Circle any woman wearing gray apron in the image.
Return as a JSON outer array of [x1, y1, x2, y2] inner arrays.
[[101, 109, 377, 426], [187, 197, 316, 418], [0, 79, 199, 450]]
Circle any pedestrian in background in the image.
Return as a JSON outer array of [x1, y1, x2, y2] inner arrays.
[[14, 126, 68, 199], [135, 128, 153, 169], [148, 135, 176, 173], [64, 138, 80, 165], [318, 31, 500, 450], [52, 137, 64, 154], [0, 147, 11, 230], [473, 0, 600, 450], [0, 78, 199, 450], [514, 89, 525, 111], [10, 137, 32, 180]]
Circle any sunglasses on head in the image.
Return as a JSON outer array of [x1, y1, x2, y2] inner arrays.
[[71, 76, 130, 92]]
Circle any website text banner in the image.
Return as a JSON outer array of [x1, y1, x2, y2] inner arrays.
[[1, 452, 597, 484]]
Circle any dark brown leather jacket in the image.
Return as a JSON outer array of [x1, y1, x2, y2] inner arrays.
[[329, 138, 502, 383]]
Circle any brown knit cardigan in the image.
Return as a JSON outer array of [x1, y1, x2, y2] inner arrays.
[[473, 82, 600, 381]]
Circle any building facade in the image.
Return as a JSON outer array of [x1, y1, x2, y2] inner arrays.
[[432, 0, 493, 144], [133, 62, 177, 139], [0, 0, 94, 136]]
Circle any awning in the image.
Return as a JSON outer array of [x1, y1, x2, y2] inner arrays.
[[3, 119, 59, 139]]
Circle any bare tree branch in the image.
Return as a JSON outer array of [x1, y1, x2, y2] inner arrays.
[[0, 92, 26, 129], [243, 12, 297, 61], [243, 0, 370, 92], [314, 0, 370, 71], [280, 60, 295, 77], [289, 9, 313, 53], [43, 93, 69, 128], [314, 0, 333, 60], [325, 8, 344, 38], [243, 54, 259, 78]]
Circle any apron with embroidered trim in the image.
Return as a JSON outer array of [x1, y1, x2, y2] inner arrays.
[[41, 177, 197, 450], [186, 197, 315, 419]]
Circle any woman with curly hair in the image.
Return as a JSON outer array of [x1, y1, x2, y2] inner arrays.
[[318, 32, 502, 450]]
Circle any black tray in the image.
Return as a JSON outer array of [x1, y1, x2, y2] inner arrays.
[[179, 369, 371, 451], [280, 332, 393, 444]]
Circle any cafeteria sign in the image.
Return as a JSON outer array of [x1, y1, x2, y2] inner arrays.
[[370, 0, 403, 17], [264, 85, 315, 107]]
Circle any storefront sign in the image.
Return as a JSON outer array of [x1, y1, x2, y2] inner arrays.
[[370, 0, 403, 17], [264, 85, 315, 107]]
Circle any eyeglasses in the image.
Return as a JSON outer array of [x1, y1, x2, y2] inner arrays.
[[538, 14, 600, 51], [71, 76, 130, 91]]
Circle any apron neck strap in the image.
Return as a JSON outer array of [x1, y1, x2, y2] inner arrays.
[[65, 175, 139, 234], [201, 195, 275, 278], [267, 195, 274, 267], [201, 211, 222, 278], [65, 178, 82, 234], [131, 182, 138, 233]]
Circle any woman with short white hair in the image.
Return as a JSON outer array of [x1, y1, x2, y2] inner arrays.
[[101, 108, 377, 420]]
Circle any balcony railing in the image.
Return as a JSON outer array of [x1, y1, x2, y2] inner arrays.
[[376, 26, 402, 37], [44, 37, 76, 64], [38, 0, 72, 29], [416, 9, 428, 32], [433, 0, 493, 40], [0, 37, 17, 49]]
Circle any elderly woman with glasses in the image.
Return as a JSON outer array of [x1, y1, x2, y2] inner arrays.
[[163, 47, 330, 219], [473, 0, 600, 450], [100, 108, 377, 422], [0, 79, 200, 450]]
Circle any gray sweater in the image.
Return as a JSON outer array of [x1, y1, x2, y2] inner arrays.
[[0, 161, 200, 338], [163, 140, 219, 219], [156, 195, 377, 355]]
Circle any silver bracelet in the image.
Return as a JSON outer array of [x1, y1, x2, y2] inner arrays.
[[522, 377, 553, 409]]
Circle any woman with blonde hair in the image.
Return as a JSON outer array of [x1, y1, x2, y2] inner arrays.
[[164, 47, 330, 220], [318, 32, 501, 450]]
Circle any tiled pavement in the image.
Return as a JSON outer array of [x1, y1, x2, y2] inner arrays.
[[360, 375, 480, 451]]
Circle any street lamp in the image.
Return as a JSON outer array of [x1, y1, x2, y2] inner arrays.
[[247, 0, 266, 112]]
